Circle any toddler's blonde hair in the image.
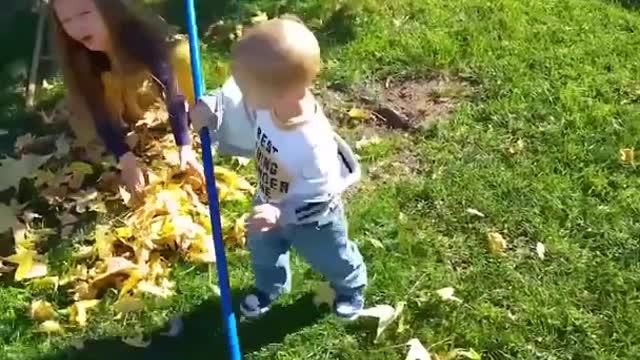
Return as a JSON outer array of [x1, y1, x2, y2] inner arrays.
[[231, 17, 321, 95]]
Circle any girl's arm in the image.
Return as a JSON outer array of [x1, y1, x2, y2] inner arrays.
[[87, 98, 131, 160], [125, 30, 191, 148]]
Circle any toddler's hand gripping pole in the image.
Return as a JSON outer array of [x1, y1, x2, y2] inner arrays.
[[184, 1, 242, 359]]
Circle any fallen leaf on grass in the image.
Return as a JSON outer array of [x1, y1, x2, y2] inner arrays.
[[435, 287, 462, 303], [368, 238, 385, 249], [122, 334, 151, 348], [114, 296, 145, 314], [4, 249, 48, 281], [348, 108, 369, 120], [36, 320, 64, 334], [453, 349, 482, 359], [0, 154, 52, 192], [313, 282, 336, 308], [508, 139, 525, 154], [536, 242, 546, 260], [406, 338, 431, 360], [0, 129, 8, 136], [355, 136, 382, 150], [465, 208, 485, 218], [360, 302, 405, 342], [620, 148, 635, 165], [487, 232, 507, 255], [68, 300, 100, 327], [30, 300, 57, 322]]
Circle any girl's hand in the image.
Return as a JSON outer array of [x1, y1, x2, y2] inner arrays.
[[179, 145, 205, 181], [119, 152, 145, 195], [247, 204, 281, 233]]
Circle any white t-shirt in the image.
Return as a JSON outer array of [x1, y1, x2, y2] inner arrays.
[[253, 107, 343, 204]]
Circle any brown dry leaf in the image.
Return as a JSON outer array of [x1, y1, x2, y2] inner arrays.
[[29, 300, 57, 322], [42, 185, 69, 204], [620, 148, 635, 166], [0, 154, 52, 192], [58, 212, 79, 226], [36, 320, 64, 334], [71, 189, 99, 213], [14, 133, 36, 153], [92, 257, 138, 287], [61, 225, 75, 238], [68, 300, 100, 327], [114, 296, 145, 314], [67, 172, 85, 190], [72, 282, 98, 301], [487, 232, 507, 255], [125, 132, 139, 149]]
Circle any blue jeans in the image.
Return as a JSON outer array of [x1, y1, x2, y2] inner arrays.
[[247, 205, 367, 299]]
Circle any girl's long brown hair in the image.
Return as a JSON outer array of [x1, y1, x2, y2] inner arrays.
[[50, 0, 172, 141]]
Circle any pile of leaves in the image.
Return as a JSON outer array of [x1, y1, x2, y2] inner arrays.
[[0, 99, 253, 333]]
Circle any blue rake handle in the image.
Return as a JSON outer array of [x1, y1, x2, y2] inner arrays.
[[184, 1, 242, 359]]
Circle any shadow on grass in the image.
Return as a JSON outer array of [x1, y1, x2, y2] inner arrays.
[[608, 0, 640, 10], [38, 291, 327, 360]]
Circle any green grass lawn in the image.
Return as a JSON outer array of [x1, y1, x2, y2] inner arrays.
[[3, 0, 640, 359]]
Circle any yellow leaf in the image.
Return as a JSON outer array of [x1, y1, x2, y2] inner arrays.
[[72, 282, 98, 301], [89, 201, 108, 213], [137, 280, 174, 298], [122, 334, 151, 348], [32, 170, 56, 188], [67, 162, 94, 176], [487, 232, 507, 255], [620, 148, 635, 165], [94, 225, 115, 259], [36, 320, 64, 334], [355, 136, 382, 150], [29, 300, 56, 322], [68, 300, 100, 327], [348, 108, 369, 120], [114, 296, 145, 314], [29, 276, 60, 292], [119, 271, 143, 298], [508, 139, 525, 154], [406, 339, 431, 360], [3, 249, 47, 281]]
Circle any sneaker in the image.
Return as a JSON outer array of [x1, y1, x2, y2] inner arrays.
[[334, 292, 365, 320], [240, 291, 273, 319]]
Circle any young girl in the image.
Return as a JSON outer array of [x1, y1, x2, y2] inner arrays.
[[50, 0, 203, 194]]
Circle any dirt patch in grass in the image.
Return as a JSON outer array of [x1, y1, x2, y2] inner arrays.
[[318, 73, 473, 133]]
